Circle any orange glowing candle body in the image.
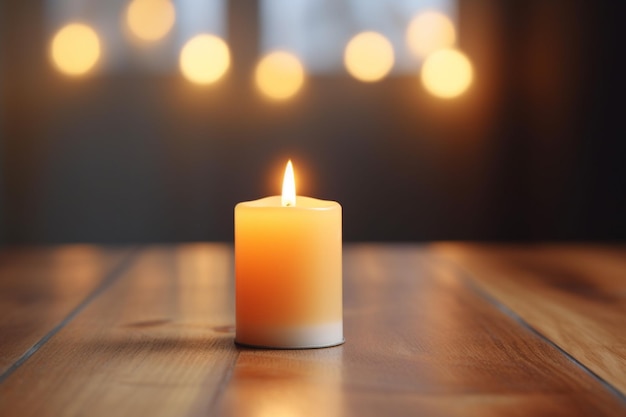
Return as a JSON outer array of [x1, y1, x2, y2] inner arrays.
[[235, 161, 343, 348]]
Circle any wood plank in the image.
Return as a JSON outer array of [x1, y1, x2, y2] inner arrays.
[[217, 245, 625, 417], [0, 245, 132, 375], [432, 243, 626, 396], [0, 244, 238, 417]]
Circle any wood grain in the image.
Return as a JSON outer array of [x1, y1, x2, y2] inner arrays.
[[432, 243, 626, 396], [216, 245, 625, 417], [1, 244, 624, 417], [0, 244, 238, 417], [0, 245, 131, 375]]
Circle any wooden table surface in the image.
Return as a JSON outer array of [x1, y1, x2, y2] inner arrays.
[[0, 243, 624, 417]]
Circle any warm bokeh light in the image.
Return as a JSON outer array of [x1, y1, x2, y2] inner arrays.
[[421, 48, 473, 98], [344, 31, 394, 82], [179, 34, 230, 85], [406, 11, 456, 58], [282, 160, 296, 207], [50, 23, 101, 76], [125, 0, 176, 42], [255, 51, 305, 100]]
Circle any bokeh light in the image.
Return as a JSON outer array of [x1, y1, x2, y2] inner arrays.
[[255, 51, 305, 100], [406, 11, 456, 58], [125, 0, 176, 42], [179, 34, 230, 85], [344, 31, 394, 83], [421, 48, 473, 98], [50, 23, 101, 76]]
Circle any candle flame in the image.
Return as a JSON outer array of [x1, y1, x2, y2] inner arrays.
[[282, 160, 296, 207]]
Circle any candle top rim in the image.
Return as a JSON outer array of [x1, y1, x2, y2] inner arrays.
[[237, 195, 340, 210]]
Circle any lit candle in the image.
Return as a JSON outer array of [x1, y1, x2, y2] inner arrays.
[[235, 160, 343, 348]]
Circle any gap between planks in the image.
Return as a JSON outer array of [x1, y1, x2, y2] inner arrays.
[[433, 254, 626, 405], [0, 247, 141, 384]]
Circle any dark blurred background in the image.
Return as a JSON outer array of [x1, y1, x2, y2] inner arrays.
[[0, 0, 624, 244]]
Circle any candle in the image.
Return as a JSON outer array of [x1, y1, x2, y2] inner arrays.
[[235, 160, 343, 348]]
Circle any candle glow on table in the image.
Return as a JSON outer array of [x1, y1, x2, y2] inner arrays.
[[235, 161, 343, 348]]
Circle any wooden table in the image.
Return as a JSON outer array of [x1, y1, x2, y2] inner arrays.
[[0, 244, 624, 416]]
